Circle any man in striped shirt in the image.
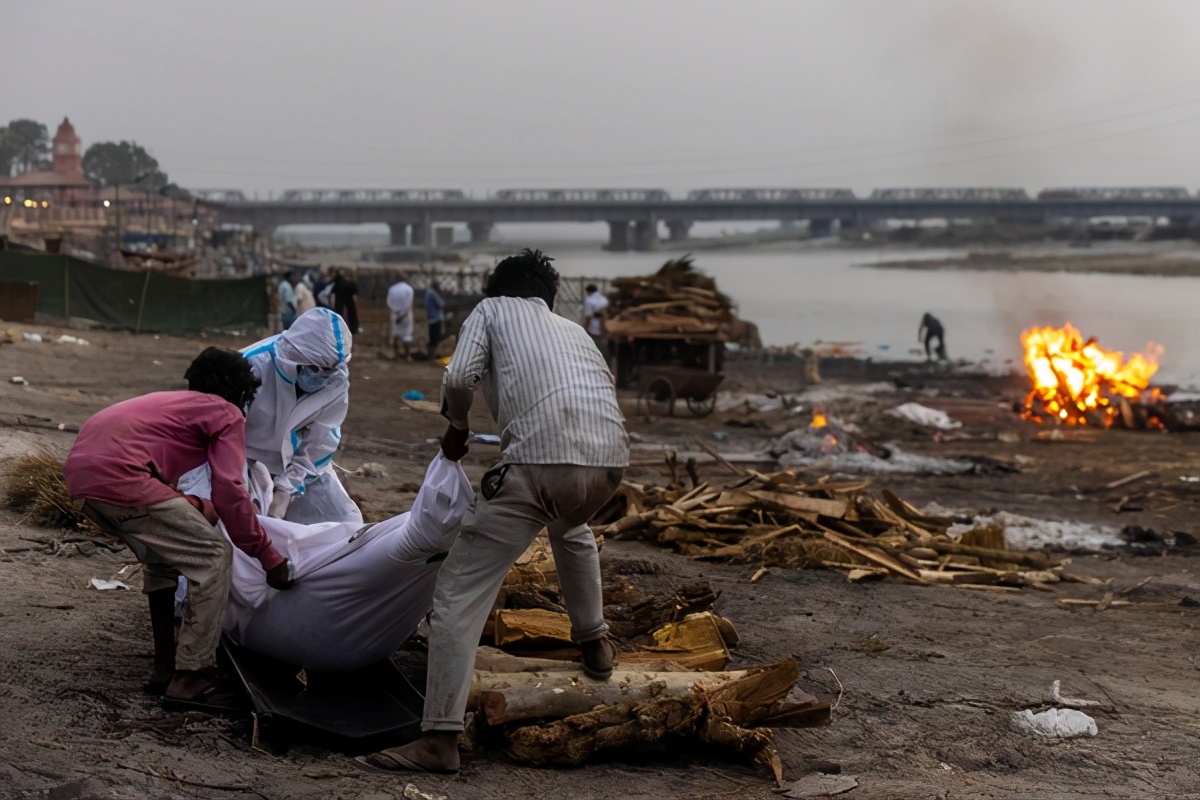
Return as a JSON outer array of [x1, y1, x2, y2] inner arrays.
[[365, 249, 629, 774]]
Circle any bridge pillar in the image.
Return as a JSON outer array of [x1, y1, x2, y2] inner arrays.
[[411, 220, 431, 247], [666, 220, 692, 242], [808, 218, 835, 238], [605, 221, 632, 251], [468, 221, 492, 244], [388, 223, 408, 246], [633, 220, 658, 251]]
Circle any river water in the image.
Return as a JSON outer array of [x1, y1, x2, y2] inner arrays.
[[549, 244, 1200, 388], [281, 226, 1200, 387]]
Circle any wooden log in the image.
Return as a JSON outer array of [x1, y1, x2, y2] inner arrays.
[[474, 646, 581, 673], [632, 611, 732, 671], [472, 666, 752, 725], [494, 608, 574, 648], [499, 660, 828, 782], [923, 539, 1058, 569], [606, 580, 717, 639]]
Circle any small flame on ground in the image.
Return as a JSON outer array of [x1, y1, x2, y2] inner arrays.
[[811, 409, 828, 429], [1021, 323, 1162, 425]]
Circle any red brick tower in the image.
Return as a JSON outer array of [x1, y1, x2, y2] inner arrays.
[[52, 117, 83, 179]]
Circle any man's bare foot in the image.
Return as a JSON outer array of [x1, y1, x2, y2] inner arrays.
[[365, 732, 460, 773]]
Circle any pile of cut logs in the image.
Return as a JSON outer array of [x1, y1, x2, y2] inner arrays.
[[591, 470, 1070, 591], [603, 256, 739, 340], [468, 537, 831, 781]]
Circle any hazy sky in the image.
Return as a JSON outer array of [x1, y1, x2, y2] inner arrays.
[[8, 0, 1200, 196]]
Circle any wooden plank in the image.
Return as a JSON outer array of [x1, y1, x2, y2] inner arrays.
[[917, 569, 997, 585], [746, 489, 847, 519], [822, 530, 928, 583], [693, 440, 746, 476], [1104, 469, 1155, 490]]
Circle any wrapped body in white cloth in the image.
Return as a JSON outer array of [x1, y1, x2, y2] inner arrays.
[[178, 454, 474, 671]]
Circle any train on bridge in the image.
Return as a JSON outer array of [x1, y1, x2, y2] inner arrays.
[[492, 188, 671, 202], [196, 186, 1200, 204]]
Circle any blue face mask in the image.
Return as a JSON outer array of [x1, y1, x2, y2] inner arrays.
[[296, 365, 335, 394]]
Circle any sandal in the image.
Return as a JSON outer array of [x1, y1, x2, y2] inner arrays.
[[353, 749, 459, 776], [162, 673, 243, 714]]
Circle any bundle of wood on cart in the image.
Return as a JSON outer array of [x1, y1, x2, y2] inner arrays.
[[590, 468, 1074, 591], [604, 255, 739, 339], [464, 536, 831, 782]]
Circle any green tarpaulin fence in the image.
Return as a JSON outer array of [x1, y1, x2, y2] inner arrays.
[[0, 251, 268, 336]]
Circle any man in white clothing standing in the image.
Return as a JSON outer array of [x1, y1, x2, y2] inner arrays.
[[363, 249, 629, 774], [386, 274, 415, 361], [583, 283, 609, 351], [294, 275, 316, 315]]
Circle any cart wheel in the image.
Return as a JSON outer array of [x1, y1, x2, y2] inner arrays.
[[641, 378, 676, 417], [686, 394, 717, 417]]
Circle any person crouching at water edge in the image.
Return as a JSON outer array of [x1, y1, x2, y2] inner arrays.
[[361, 248, 630, 775], [241, 307, 361, 525], [64, 347, 295, 709]]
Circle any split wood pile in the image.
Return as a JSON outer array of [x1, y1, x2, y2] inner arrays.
[[604, 256, 738, 340], [474, 536, 830, 779], [590, 470, 1068, 590]]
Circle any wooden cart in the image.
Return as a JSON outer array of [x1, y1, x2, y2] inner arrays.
[[608, 334, 725, 417]]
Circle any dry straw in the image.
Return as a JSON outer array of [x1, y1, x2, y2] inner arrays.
[[1, 449, 93, 530]]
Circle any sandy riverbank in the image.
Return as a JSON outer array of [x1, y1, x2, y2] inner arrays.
[[870, 241, 1200, 277]]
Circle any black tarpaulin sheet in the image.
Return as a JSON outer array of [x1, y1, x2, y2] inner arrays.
[[221, 638, 423, 750]]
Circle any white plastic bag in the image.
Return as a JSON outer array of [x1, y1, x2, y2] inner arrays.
[[1011, 708, 1098, 738], [888, 402, 962, 430]]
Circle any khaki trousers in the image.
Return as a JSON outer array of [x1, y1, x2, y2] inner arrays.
[[422, 464, 623, 732], [83, 497, 232, 671]]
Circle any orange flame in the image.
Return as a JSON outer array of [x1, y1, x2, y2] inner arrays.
[[811, 409, 828, 429], [1021, 323, 1163, 425]]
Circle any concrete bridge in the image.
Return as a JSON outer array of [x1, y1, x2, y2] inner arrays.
[[200, 187, 1200, 251]]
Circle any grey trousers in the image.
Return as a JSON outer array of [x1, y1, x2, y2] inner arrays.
[[422, 463, 623, 732], [83, 497, 232, 672]]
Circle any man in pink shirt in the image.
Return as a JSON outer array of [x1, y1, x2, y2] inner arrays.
[[65, 347, 294, 707]]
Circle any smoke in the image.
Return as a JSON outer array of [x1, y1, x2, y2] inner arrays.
[[918, 0, 1063, 131]]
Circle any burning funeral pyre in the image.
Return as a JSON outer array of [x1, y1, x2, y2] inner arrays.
[[1021, 323, 1164, 427]]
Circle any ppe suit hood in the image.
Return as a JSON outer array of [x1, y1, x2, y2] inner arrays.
[[275, 308, 352, 370]]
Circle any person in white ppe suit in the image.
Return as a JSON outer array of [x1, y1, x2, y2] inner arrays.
[[241, 307, 361, 525]]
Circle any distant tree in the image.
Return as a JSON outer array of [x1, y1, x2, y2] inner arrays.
[[82, 140, 169, 188], [0, 119, 51, 176]]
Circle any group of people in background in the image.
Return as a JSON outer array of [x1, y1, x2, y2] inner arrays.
[[278, 268, 449, 361], [278, 267, 359, 334]]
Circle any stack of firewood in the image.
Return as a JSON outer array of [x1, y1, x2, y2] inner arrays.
[[603, 256, 738, 339], [471, 537, 831, 781], [590, 470, 1068, 590]]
